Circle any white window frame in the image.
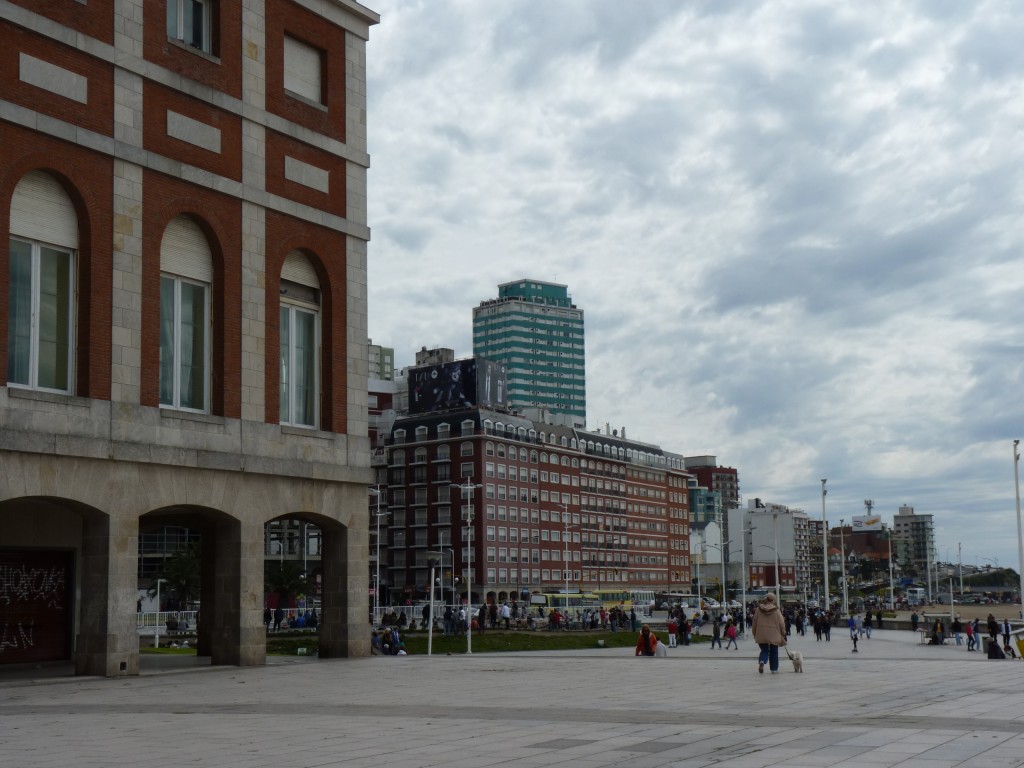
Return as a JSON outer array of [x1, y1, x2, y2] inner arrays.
[[167, 0, 213, 54], [279, 300, 320, 428], [159, 272, 211, 412], [6, 237, 75, 394]]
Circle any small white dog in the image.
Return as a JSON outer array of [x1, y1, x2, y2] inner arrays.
[[789, 649, 804, 673]]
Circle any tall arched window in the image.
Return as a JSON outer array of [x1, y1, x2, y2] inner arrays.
[[7, 171, 77, 393], [159, 215, 211, 411], [279, 250, 320, 427]]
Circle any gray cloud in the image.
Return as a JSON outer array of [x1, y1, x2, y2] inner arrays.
[[367, 0, 1024, 571]]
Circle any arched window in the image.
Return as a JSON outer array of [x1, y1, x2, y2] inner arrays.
[[279, 250, 320, 427], [436, 444, 450, 461], [159, 215, 211, 411], [8, 171, 77, 393]]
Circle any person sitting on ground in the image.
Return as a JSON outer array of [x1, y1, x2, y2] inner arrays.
[[635, 624, 659, 657], [1004, 643, 1018, 659]]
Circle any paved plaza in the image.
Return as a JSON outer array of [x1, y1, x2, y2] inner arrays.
[[2, 626, 1023, 767]]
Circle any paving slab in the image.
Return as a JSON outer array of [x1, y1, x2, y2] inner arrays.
[[1, 626, 1023, 767]]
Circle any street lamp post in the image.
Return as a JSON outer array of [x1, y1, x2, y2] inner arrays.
[[369, 485, 389, 625], [426, 552, 441, 656], [704, 540, 731, 609], [772, 512, 781, 604], [1014, 439, 1024, 621], [839, 518, 848, 615], [821, 479, 829, 609], [153, 578, 167, 648], [887, 526, 896, 609], [560, 502, 573, 602], [452, 479, 482, 654], [958, 542, 963, 601]]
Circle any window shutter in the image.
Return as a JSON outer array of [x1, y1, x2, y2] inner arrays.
[[282, 250, 319, 288], [284, 36, 323, 103], [10, 171, 78, 249], [161, 215, 212, 282]]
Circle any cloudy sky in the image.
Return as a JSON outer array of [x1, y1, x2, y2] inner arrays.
[[364, 0, 1024, 574]]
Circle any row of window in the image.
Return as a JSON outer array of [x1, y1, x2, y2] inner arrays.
[[6, 171, 326, 428]]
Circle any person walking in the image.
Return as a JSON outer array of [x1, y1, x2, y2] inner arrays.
[[965, 618, 975, 651], [951, 616, 962, 646], [1003, 618, 1012, 649], [987, 613, 999, 645], [910, 611, 919, 634], [666, 617, 678, 648], [751, 593, 787, 674], [710, 617, 722, 649], [724, 618, 739, 650]]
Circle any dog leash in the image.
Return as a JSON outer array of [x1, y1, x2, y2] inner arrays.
[[784, 647, 794, 660]]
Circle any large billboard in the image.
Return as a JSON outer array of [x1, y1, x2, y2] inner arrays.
[[852, 515, 883, 532], [408, 358, 508, 414]]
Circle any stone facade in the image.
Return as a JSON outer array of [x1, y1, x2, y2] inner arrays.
[[0, 0, 379, 675]]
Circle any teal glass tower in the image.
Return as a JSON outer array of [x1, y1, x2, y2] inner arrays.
[[472, 280, 586, 422]]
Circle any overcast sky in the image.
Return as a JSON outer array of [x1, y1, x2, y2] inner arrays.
[[364, 0, 1024, 576]]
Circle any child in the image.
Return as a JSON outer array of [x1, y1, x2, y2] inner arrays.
[[724, 619, 739, 650], [667, 617, 678, 648]]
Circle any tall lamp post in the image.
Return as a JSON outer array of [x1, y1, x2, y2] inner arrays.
[[153, 578, 167, 648], [839, 518, 849, 615], [369, 485, 389, 624], [451, 479, 482, 654], [887, 525, 896, 610], [426, 551, 441, 656], [1014, 439, 1024, 621], [705, 540, 731, 608], [821, 479, 829, 609], [560, 502, 573, 602]]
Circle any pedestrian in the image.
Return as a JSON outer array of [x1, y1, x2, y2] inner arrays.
[[1002, 618, 1011, 649], [710, 617, 722, 649], [848, 614, 859, 653], [273, 606, 283, 632], [987, 613, 999, 644], [443, 605, 454, 636], [635, 623, 659, 657], [501, 602, 511, 630], [630, 607, 638, 632], [680, 617, 690, 645], [965, 618, 975, 651], [263, 607, 272, 631], [724, 618, 739, 650], [751, 593, 787, 674], [667, 617, 678, 648], [910, 611, 919, 634], [951, 616, 962, 646]]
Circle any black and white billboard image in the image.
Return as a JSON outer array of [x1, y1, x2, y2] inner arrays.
[[408, 358, 508, 414]]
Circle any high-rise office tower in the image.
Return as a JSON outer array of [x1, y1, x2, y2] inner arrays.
[[472, 280, 586, 423]]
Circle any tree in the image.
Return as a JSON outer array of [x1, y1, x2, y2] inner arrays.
[[148, 542, 201, 608], [265, 560, 309, 607]]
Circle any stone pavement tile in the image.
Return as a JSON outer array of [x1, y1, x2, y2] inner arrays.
[[833, 751, 906, 767]]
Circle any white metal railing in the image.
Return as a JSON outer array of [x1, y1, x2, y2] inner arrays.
[[136, 611, 199, 631]]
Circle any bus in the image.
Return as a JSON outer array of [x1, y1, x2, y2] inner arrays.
[[655, 592, 698, 610], [592, 589, 657, 614], [529, 592, 602, 612]]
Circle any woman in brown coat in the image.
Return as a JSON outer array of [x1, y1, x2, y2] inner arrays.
[[751, 593, 787, 674]]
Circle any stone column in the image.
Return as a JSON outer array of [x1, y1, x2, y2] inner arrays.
[[74, 512, 139, 676]]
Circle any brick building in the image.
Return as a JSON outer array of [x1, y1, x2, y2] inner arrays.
[[0, 0, 377, 674], [377, 405, 692, 605]]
